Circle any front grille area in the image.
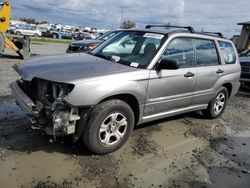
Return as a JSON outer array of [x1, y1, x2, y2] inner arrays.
[[67, 45, 81, 52], [241, 67, 250, 73], [240, 62, 250, 81], [241, 73, 250, 79], [240, 61, 250, 66]]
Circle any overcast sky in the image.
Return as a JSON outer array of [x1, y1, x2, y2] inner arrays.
[[10, 0, 249, 37]]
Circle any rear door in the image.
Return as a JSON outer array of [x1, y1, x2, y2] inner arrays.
[[192, 38, 223, 105]]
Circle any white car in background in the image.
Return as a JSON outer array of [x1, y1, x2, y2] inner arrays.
[[14, 26, 42, 37]]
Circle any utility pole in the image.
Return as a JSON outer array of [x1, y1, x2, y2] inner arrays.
[[120, 8, 124, 28]]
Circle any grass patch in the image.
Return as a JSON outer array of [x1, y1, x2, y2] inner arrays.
[[6, 34, 71, 44], [31, 37, 71, 44]]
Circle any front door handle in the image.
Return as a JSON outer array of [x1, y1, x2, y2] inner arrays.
[[184, 72, 195, 78], [216, 69, 224, 74]]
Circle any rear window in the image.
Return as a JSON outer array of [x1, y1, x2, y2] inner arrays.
[[195, 39, 219, 66], [218, 41, 236, 64]]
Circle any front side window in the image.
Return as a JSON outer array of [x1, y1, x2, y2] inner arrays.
[[218, 41, 236, 64], [195, 39, 219, 66], [162, 38, 195, 68], [91, 31, 167, 68]]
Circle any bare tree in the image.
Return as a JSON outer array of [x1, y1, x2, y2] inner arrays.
[[19, 17, 49, 25], [120, 20, 136, 29]]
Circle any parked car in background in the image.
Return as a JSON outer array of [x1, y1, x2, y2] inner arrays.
[[11, 25, 240, 154], [47, 29, 72, 39], [239, 49, 250, 57], [8, 24, 17, 34], [14, 25, 42, 37], [239, 49, 250, 85], [71, 31, 95, 40], [66, 30, 120, 53], [36, 24, 52, 37]]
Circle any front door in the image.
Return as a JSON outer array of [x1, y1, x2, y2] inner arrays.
[[144, 37, 196, 117]]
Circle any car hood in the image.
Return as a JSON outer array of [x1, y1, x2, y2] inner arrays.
[[71, 39, 102, 46], [16, 53, 136, 83]]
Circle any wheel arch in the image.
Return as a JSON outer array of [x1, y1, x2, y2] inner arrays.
[[99, 93, 140, 125], [222, 82, 232, 98]]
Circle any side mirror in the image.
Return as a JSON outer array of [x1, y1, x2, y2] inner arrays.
[[157, 58, 179, 70]]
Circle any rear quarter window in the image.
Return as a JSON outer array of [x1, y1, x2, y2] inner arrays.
[[218, 41, 236, 64]]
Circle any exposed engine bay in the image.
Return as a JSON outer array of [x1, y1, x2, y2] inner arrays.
[[18, 78, 80, 137]]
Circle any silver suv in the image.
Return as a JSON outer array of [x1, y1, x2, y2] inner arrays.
[[11, 25, 241, 154]]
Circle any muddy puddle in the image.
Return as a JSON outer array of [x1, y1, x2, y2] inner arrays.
[[213, 130, 250, 167], [0, 151, 91, 188], [189, 128, 250, 188], [190, 166, 250, 188], [0, 103, 25, 122], [182, 108, 250, 188]]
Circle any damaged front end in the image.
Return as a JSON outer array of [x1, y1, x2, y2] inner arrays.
[[10, 78, 81, 138]]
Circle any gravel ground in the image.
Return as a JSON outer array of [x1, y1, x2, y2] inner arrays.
[[1, 42, 250, 188], [0, 42, 67, 96]]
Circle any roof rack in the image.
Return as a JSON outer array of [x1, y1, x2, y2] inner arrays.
[[145, 24, 195, 33], [201, 32, 224, 38]]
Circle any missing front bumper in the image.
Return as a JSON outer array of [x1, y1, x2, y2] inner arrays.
[[10, 81, 80, 136], [10, 81, 39, 118]]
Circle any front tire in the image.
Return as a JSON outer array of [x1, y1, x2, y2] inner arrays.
[[203, 86, 228, 119], [81, 99, 134, 154]]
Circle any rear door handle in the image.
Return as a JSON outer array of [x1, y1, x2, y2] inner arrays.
[[184, 72, 195, 78], [216, 69, 224, 74]]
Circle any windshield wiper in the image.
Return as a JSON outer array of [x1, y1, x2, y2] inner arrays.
[[94, 53, 120, 63], [90, 53, 121, 63], [93, 53, 110, 60]]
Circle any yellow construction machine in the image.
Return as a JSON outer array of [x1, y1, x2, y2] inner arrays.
[[0, 1, 30, 59]]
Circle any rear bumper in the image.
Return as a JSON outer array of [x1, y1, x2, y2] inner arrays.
[[10, 81, 39, 117]]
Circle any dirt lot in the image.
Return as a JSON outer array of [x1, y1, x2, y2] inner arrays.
[[1, 42, 250, 188]]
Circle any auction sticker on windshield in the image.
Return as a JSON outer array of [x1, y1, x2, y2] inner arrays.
[[130, 62, 139, 67], [143, 33, 164, 39]]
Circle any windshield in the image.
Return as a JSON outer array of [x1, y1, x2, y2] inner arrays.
[[91, 31, 167, 68], [96, 31, 119, 41], [240, 49, 250, 57]]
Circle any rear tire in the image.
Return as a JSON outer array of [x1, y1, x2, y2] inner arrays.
[[203, 86, 228, 119], [81, 99, 134, 154], [16, 31, 21, 36]]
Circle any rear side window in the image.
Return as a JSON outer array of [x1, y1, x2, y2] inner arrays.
[[218, 41, 236, 64], [195, 39, 219, 66]]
